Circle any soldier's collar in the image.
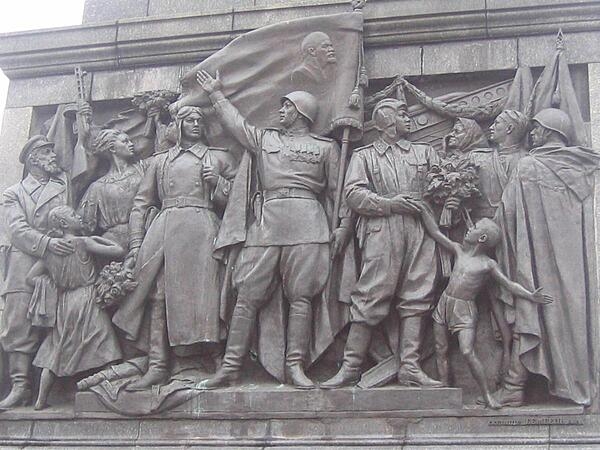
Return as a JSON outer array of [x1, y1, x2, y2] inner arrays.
[[169, 142, 209, 161], [374, 138, 412, 155], [281, 127, 310, 138], [498, 143, 524, 155]]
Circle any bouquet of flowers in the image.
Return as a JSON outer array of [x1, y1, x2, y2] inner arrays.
[[94, 261, 138, 310], [424, 156, 481, 228], [131, 90, 179, 113], [424, 156, 481, 276]]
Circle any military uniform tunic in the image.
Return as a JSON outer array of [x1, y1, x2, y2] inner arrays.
[[344, 138, 440, 325], [210, 91, 340, 304]]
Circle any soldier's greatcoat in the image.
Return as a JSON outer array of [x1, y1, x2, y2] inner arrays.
[[112, 143, 237, 347]]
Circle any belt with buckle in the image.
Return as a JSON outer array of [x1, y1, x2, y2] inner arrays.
[[162, 197, 211, 209], [263, 187, 316, 201]]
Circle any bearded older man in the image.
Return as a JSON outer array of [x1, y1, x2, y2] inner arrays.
[[0, 136, 72, 409], [112, 106, 237, 390]]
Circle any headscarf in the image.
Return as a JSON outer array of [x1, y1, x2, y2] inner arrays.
[[444, 117, 488, 155]]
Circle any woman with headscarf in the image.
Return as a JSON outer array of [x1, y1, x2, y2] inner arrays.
[[112, 106, 238, 390]]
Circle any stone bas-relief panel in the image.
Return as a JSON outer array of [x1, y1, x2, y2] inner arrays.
[[0, 0, 599, 446]]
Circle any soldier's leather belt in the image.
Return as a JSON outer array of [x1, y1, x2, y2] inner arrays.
[[263, 187, 316, 201], [162, 197, 212, 209]]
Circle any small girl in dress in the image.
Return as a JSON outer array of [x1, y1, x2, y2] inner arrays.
[[26, 205, 124, 410]]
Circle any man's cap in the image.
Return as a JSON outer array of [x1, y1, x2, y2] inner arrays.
[[19, 135, 54, 164]]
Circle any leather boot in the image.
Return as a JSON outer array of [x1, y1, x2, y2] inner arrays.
[[285, 299, 315, 389], [127, 296, 169, 391], [397, 316, 443, 388], [197, 307, 255, 390], [0, 352, 32, 410], [320, 322, 372, 389]]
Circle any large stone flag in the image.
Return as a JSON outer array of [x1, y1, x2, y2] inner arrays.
[[173, 12, 364, 142]]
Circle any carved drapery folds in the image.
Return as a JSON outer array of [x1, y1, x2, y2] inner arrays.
[[0, 2, 597, 419]]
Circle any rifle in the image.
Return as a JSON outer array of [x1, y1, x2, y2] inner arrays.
[[72, 66, 91, 182]]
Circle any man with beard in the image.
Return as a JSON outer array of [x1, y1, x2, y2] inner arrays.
[[0, 136, 72, 409], [494, 108, 600, 407], [321, 98, 443, 389], [112, 106, 237, 390]]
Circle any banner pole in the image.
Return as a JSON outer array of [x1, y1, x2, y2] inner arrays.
[[332, 126, 351, 231]]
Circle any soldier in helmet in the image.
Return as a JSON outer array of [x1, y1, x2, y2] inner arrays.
[[494, 108, 600, 407], [195, 70, 351, 389], [321, 98, 444, 389]]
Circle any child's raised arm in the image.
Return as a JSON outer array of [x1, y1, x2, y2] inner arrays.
[[490, 261, 553, 304], [417, 203, 460, 255], [84, 236, 126, 259]]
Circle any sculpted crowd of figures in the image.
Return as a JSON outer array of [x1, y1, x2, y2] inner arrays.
[[0, 25, 598, 414]]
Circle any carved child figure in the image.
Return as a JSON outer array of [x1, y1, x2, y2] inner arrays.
[[26, 206, 124, 410], [417, 205, 552, 409]]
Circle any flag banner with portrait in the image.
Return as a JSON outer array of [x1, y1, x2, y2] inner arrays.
[[174, 12, 364, 144]]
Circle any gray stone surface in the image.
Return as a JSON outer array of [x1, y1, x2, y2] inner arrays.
[[422, 38, 518, 75], [83, 0, 149, 24], [364, 45, 422, 78], [75, 386, 463, 415], [148, 0, 253, 16]]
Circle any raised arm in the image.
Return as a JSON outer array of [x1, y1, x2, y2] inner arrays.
[[489, 262, 553, 304], [418, 204, 460, 255], [84, 236, 126, 259], [196, 70, 262, 153]]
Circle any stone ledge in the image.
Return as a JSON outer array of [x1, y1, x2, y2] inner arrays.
[[0, 405, 592, 448], [0, 1, 599, 79]]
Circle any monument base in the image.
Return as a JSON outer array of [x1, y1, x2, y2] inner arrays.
[[0, 386, 593, 448]]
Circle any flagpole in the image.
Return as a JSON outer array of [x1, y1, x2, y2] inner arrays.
[[332, 126, 351, 231]]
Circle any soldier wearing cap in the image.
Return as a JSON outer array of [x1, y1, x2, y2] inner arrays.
[[196, 70, 351, 389], [0, 135, 72, 409], [111, 106, 237, 390], [322, 97, 443, 389], [494, 108, 600, 407]]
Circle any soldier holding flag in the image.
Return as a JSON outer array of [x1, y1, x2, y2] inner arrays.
[[196, 70, 353, 389]]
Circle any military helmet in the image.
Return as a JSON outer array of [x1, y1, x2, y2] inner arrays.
[[532, 108, 573, 144], [19, 135, 54, 164], [371, 97, 407, 122], [281, 91, 318, 123]]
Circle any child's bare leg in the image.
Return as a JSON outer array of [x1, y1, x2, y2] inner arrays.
[[433, 323, 450, 386], [457, 328, 501, 409], [34, 369, 56, 410]]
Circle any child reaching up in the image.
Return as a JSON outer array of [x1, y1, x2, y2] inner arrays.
[[27, 206, 124, 410], [417, 205, 552, 409]]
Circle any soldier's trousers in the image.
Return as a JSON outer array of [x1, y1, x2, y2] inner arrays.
[[350, 215, 438, 326], [0, 292, 41, 354], [233, 243, 330, 311]]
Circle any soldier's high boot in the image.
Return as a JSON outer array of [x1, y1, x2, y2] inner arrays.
[[320, 322, 372, 389], [285, 299, 315, 389], [487, 336, 526, 407], [197, 307, 255, 390], [397, 316, 443, 388], [0, 352, 33, 410], [127, 296, 169, 391]]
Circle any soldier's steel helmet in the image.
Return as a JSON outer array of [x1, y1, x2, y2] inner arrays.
[[532, 108, 573, 144], [371, 98, 407, 122], [19, 135, 55, 164], [281, 91, 318, 123]]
